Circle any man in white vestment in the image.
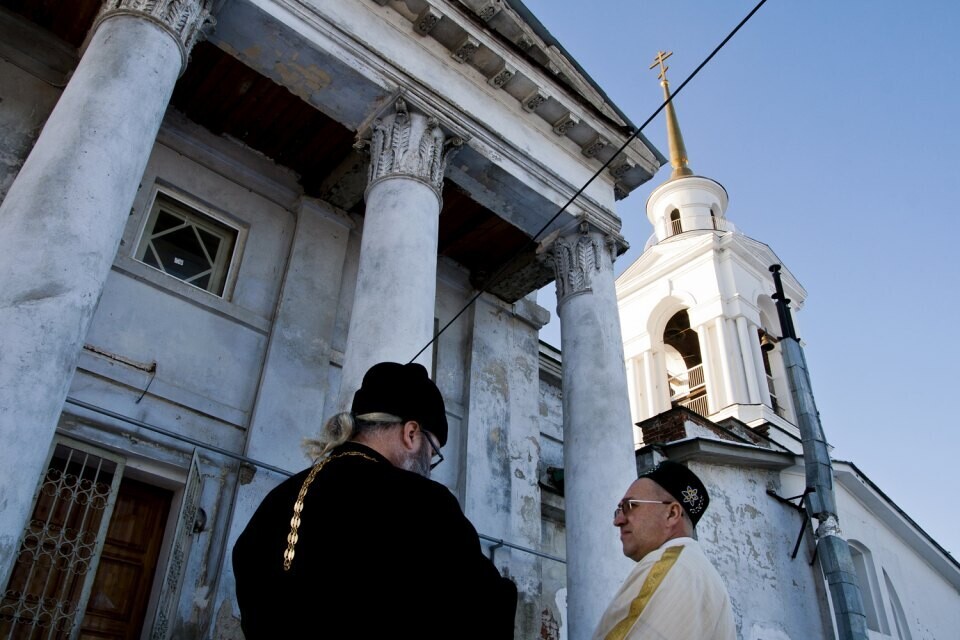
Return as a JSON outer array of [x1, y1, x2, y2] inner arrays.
[[592, 460, 737, 640]]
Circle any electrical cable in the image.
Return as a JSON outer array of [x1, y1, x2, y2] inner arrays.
[[408, 0, 769, 364]]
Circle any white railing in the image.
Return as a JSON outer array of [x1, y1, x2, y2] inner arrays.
[[688, 363, 705, 389], [669, 364, 709, 417], [668, 363, 704, 394], [679, 393, 709, 417]]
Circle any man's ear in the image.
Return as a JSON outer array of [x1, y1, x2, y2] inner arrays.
[[667, 502, 685, 525], [399, 421, 420, 452]]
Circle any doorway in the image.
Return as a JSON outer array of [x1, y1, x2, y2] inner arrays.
[[79, 478, 172, 639]]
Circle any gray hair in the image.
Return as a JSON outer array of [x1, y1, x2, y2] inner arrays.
[[302, 412, 403, 460]]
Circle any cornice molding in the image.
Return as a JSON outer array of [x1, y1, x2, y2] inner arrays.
[[362, 0, 659, 195]]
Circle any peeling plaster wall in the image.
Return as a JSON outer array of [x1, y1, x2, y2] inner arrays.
[[538, 367, 567, 640], [540, 501, 568, 640], [460, 293, 548, 639], [693, 461, 830, 640]]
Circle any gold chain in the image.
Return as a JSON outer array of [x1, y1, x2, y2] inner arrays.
[[283, 451, 378, 571]]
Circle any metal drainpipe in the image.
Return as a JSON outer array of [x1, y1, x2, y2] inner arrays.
[[770, 264, 868, 640]]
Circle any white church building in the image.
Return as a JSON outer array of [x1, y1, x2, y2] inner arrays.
[[611, 59, 960, 640], [0, 0, 957, 639]]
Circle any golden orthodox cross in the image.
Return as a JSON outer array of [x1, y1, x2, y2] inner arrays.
[[649, 50, 673, 82]]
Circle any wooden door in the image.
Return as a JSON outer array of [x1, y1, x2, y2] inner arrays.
[[78, 478, 172, 640]]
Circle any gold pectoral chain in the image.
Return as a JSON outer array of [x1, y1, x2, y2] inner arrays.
[[282, 451, 377, 571]]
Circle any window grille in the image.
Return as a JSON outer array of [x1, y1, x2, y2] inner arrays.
[[151, 450, 202, 640], [0, 440, 124, 639], [135, 192, 239, 296]]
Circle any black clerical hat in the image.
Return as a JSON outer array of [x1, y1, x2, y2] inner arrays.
[[351, 362, 449, 446], [641, 460, 710, 526]]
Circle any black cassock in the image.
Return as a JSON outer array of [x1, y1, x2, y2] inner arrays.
[[233, 441, 517, 638]]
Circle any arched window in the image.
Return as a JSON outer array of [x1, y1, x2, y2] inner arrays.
[[710, 210, 717, 230], [663, 310, 706, 416], [883, 569, 912, 640], [758, 328, 780, 415], [669, 209, 682, 236], [848, 541, 889, 634]]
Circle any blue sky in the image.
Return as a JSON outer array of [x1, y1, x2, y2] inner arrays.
[[529, 0, 960, 557]]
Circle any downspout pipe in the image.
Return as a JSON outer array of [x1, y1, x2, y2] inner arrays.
[[770, 264, 868, 640]]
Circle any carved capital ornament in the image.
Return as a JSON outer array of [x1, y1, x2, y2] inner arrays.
[[362, 98, 462, 199], [543, 223, 617, 305], [94, 0, 215, 73]]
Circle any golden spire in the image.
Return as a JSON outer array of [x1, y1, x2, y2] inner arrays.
[[650, 51, 693, 180]]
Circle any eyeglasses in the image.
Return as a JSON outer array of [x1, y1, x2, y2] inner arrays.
[[421, 429, 444, 470], [614, 498, 672, 518]]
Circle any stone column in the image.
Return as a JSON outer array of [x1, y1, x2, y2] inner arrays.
[[725, 316, 749, 403], [642, 350, 657, 418], [0, 0, 212, 583], [542, 222, 636, 640], [339, 98, 460, 401], [713, 316, 735, 406]]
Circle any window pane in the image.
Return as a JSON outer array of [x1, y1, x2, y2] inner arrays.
[[152, 226, 210, 280], [141, 246, 161, 269], [192, 273, 211, 290], [153, 210, 184, 234], [197, 227, 222, 262]]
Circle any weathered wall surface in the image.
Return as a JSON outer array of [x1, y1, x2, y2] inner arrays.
[[0, 10, 70, 203], [693, 461, 831, 640]]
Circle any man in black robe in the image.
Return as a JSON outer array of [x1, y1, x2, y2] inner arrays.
[[233, 362, 517, 638]]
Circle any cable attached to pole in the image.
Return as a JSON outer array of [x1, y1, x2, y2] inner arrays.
[[408, 0, 770, 363]]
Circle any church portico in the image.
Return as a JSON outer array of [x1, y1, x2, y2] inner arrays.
[[0, 0, 214, 585], [0, 2, 666, 636]]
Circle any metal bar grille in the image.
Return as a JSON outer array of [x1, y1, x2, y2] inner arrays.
[[0, 441, 123, 639]]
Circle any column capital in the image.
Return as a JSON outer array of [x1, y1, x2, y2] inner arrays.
[[356, 98, 463, 200], [93, 0, 215, 74], [540, 221, 618, 306]]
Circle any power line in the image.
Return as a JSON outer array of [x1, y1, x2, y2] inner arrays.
[[409, 0, 770, 364]]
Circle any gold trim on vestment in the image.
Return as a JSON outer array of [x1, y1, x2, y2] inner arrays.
[[604, 545, 685, 640], [282, 450, 378, 571]]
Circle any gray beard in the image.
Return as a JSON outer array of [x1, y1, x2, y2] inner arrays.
[[401, 440, 431, 478]]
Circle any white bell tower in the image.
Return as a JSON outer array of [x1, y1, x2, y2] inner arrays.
[[617, 52, 807, 444]]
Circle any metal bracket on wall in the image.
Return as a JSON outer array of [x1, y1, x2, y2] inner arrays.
[[767, 487, 814, 561]]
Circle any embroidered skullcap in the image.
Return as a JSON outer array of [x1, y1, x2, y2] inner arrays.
[[641, 460, 710, 526], [351, 362, 449, 447]]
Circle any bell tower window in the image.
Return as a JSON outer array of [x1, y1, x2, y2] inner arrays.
[[664, 310, 706, 416], [669, 209, 682, 236]]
